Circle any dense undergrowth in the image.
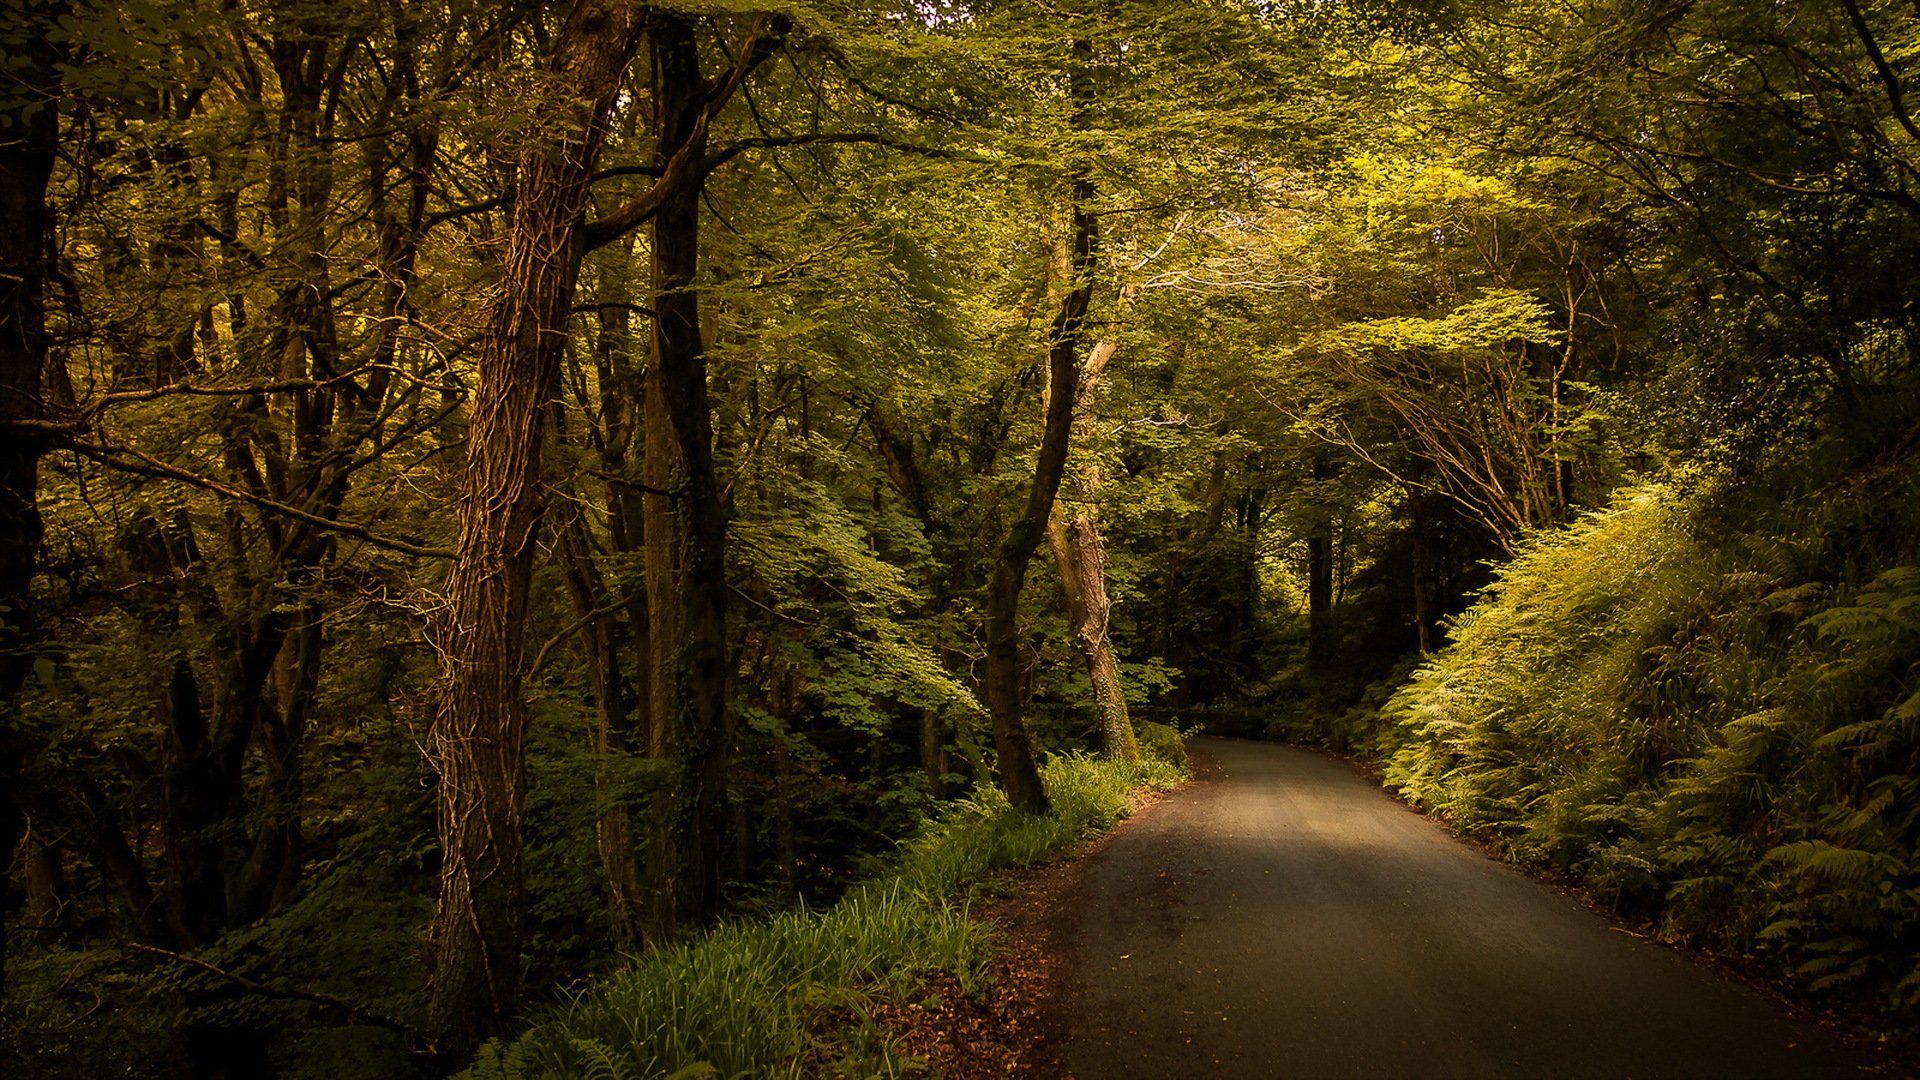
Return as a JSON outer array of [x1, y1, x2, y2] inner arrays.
[[466, 741, 1187, 1079], [1313, 392, 1920, 1025]]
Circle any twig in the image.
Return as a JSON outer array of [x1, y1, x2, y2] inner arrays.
[[71, 441, 453, 560], [124, 942, 429, 1046]]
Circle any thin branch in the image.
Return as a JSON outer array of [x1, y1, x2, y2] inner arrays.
[[571, 301, 657, 319], [124, 942, 427, 1045], [701, 131, 974, 173], [74, 365, 391, 421], [590, 162, 663, 183], [528, 584, 637, 678], [70, 441, 452, 560], [425, 195, 504, 228], [1840, 0, 1920, 147], [584, 467, 681, 499]]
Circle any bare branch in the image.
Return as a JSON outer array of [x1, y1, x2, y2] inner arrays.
[[69, 441, 453, 560], [701, 131, 975, 173], [124, 942, 427, 1045], [1840, 0, 1920, 147]]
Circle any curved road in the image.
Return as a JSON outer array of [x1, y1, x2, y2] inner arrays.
[[1059, 738, 1889, 1079]]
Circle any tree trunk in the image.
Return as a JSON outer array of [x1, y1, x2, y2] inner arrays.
[[1306, 456, 1335, 671], [1048, 302, 1139, 763], [427, 1, 642, 1057], [637, 10, 786, 941], [234, 605, 319, 921], [986, 130, 1098, 813], [0, 0, 62, 1007], [1049, 510, 1137, 761], [23, 831, 66, 940], [868, 404, 963, 796], [555, 503, 645, 950], [1409, 487, 1436, 654]]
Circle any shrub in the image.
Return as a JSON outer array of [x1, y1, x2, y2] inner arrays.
[[1364, 450, 1920, 1018], [467, 752, 1188, 1079], [1136, 720, 1190, 770]]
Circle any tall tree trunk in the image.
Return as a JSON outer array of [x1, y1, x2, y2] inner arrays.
[[986, 97, 1098, 813], [1049, 511, 1136, 761], [427, 2, 642, 1057], [235, 604, 320, 920], [637, 10, 786, 942], [1048, 321, 1138, 762], [0, 0, 62, 1007], [1306, 456, 1335, 672], [1409, 487, 1436, 654], [640, 21, 693, 946]]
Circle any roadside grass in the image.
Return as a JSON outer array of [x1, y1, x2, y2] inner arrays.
[[465, 749, 1187, 1079]]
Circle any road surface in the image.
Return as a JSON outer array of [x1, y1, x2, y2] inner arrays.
[[1059, 737, 1889, 1078]]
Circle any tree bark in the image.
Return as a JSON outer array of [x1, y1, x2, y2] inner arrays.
[[1306, 455, 1336, 671], [1048, 323, 1138, 762], [986, 172, 1097, 813], [1049, 511, 1136, 761], [554, 502, 645, 950], [0, 0, 62, 1007], [638, 10, 787, 942], [427, 1, 643, 1057]]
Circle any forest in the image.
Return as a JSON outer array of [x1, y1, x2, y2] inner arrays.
[[2, 0, 1919, 1076]]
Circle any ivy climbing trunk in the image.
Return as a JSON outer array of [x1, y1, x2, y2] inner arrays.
[[1048, 309, 1139, 763], [427, 1, 642, 1058]]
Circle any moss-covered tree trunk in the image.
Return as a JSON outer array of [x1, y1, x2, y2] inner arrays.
[[1049, 318, 1139, 763]]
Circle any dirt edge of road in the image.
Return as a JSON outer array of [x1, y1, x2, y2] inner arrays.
[[870, 774, 1192, 1079]]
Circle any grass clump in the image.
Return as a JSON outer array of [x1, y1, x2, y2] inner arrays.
[[466, 752, 1186, 1079]]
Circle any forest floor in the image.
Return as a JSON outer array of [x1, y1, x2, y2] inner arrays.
[[1041, 737, 1895, 1079]]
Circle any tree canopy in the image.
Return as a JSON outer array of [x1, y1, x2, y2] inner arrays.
[[3, 0, 1919, 1075]]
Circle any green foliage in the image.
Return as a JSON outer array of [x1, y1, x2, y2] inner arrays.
[[464, 753, 1187, 1080], [3, 945, 178, 1078], [1136, 720, 1190, 770], [1359, 405, 1920, 1014], [466, 886, 984, 1080]]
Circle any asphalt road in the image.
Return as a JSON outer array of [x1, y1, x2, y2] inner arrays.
[[1058, 737, 1889, 1079]]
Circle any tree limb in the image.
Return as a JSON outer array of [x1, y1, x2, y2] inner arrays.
[[701, 131, 973, 173], [124, 942, 429, 1045], [68, 441, 453, 560], [1840, 0, 1920, 147], [582, 12, 792, 251]]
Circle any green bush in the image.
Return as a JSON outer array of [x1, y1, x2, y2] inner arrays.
[[1364, 446, 1920, 1018], [467, 753, 1187, 1079], [1135, 720, 1190, 770]]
